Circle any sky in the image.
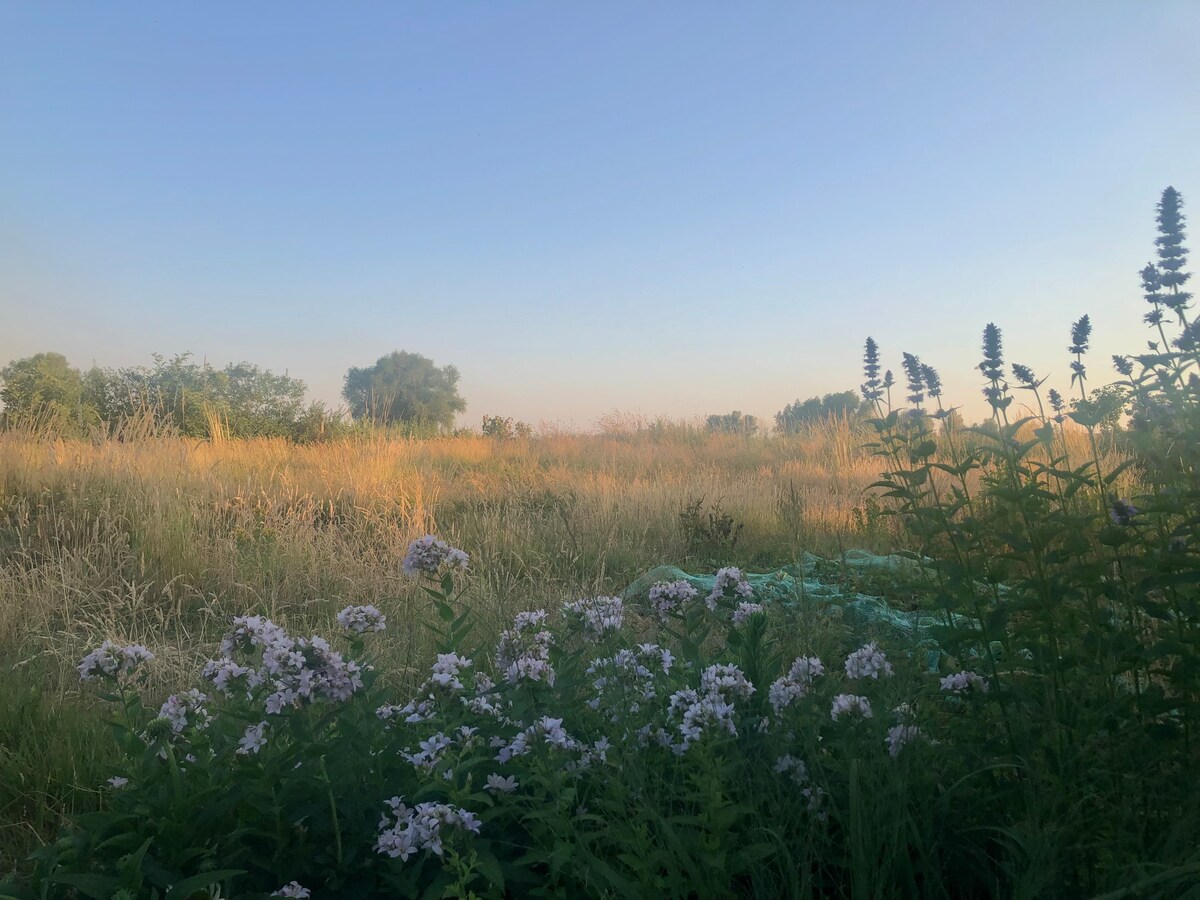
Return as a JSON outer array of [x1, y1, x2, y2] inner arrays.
[[3, 3, 1200, 429]]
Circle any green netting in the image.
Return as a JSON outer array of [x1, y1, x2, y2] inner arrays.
[[622, 551, 971, 670]]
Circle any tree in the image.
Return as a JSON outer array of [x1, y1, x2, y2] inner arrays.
[[342, 351, 466, 430], [775, 391, 864, 433], [705, 411, 758, 434], [83, 354, 312, 438], [481, 415, 533, 438], [0, 352, 95, 432]]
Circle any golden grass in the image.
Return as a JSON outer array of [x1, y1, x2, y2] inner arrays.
[[0, 421, 1132, 699]]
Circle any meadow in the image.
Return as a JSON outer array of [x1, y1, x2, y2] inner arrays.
[[1, 190, 1199, 898], [0, 413, 1180, 899], [0, 423, 889, 873]]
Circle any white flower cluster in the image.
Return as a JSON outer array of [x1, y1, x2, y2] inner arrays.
[[78, 641, 154, 682], [271, 882, 310, 898], [402, 535, 469, 576], [666, 664, 755, 753], [378, 653, 476, 726], [586, 643, 675, 720], [647, 579, 699, 621], [401, 728, 466, 775], [731, 601, 765, 626], [706, 567, 754, 611], [237, 721, 270, 756], [375, 796, 481, 862], [461, 671, 506, 719], [768, 655, 825, 716], [430, 652, 472, 691], [496, 610, 555, 686], [830, 693, 873, 721], [493, 715, 580, 764], [158, 689, 212, 734], [485, 773, 519, 794], [561, 595, 624, 639], [336, 604, 387, 634], [201, 657, 258, 696], [844, 642, 894, 680], [773, 753, 809, 786], [886, 724, 922, 757], [204, 615, 365, 716], [939, 670, 989, 694]]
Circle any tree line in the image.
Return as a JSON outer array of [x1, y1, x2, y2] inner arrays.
[[0, 350, 466, 440], [1, 349, 1128, 442]]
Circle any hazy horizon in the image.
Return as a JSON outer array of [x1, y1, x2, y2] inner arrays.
[[4, 3, 1200, 428]]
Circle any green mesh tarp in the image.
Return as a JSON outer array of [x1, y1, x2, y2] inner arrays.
[[622, 551, 971, 669]]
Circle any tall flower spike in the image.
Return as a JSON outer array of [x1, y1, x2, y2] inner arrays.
[[1141, 262, 1167, 327], [1069, 315, 1091, 356], [1011, 363, 1037, 387], [1156, 187, 1193, 311], [1069, 315, 1091, 386], [920, 363, 942, 399], [979, 323, 1004, 382], [1176, 320, 1200, 352], [1112, 355, 1134, 377], [900, 353, 925, 406], [862, 338, 882, 401]]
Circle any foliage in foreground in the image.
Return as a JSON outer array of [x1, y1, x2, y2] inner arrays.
[[11, 551, 996, 900]]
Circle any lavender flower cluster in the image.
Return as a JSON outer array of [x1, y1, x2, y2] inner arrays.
[[586, 643, 675, 721], [731, 601, 765, 626], [375, 797, 481, 861], [157, 688, 212, 735], [844, 642, 895, 680], [560, 595, 624, 638], [647, 579, 699, 620], [402, 535, 470, 576], [495, 610, 556, 686], [768, 655, 825, 716], [336, 604, 387, 634], [271, 882, 311, 898], [378, 652, 477, 726], [664, 663, 756, 754], [939, 670, 989, 694], [706, 567, 754, 610], [77, 640, 154, 682], [204, 613, 366, 716]]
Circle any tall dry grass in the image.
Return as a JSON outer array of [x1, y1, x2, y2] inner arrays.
[[0, 419, 1136, 873], [0, 423, 878, 687], [0, 421, 1133, 692]]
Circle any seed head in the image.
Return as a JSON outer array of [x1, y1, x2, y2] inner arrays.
[[1011, 363, 1037, 387], [1069, 315, 1092, 356], [979, 323, 1004, 382], [900, 353, 925, 406], [861, 338, 883, 401], [920, 364, 942, 399]]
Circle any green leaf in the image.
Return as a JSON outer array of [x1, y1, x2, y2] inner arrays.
[[474, 847, 506, 891], [164, 869, 246, 899], [47, 873, 122, 899]]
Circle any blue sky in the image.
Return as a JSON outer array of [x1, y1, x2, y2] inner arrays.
[[3, 3, 1199, 427]]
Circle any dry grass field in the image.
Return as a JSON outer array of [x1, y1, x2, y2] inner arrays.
[[0, 420, 1135, 879], [0, 422, 880, 686]]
